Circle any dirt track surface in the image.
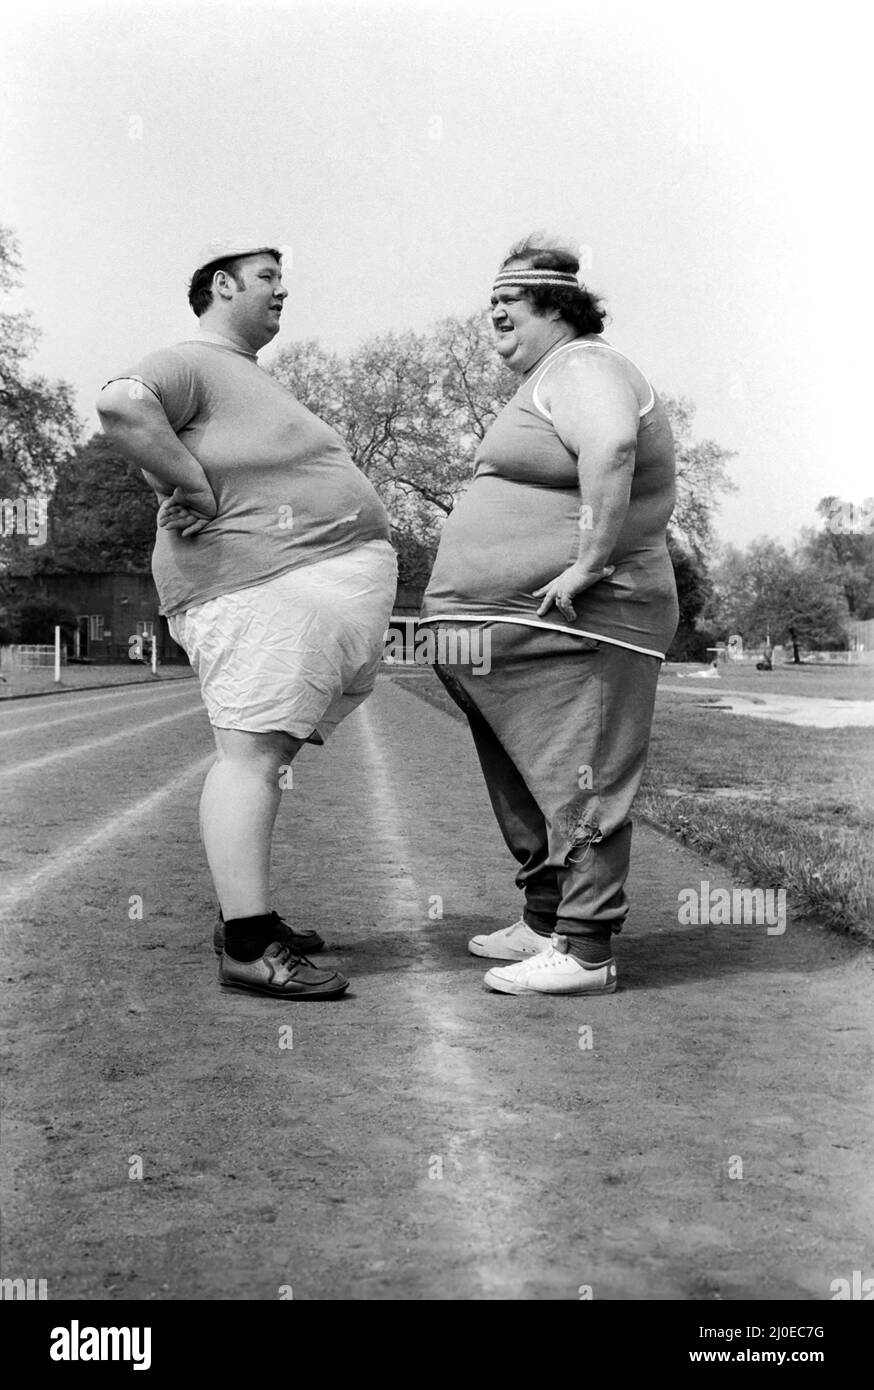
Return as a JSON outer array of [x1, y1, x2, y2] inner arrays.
[[1, 676, 872, 1301]]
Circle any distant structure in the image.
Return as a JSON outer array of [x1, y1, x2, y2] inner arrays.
[[3, 572, 424, 664]]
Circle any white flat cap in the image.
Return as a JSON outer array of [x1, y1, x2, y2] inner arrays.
[[192, 241, 283, 276]]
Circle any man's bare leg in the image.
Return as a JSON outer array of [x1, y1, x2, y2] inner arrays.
[[200, 727, 304, 919], [200, 726, 348, 998]]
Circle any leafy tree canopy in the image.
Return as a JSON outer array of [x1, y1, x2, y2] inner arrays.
[[707, 537, 851, 654], [0, 225, 82, 594]]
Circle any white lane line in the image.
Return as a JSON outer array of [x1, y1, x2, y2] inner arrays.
[[0, 753, 214, 920], [0, 679, 196, 716], [0, 684, 198, 740], [355, 695, 527, 1299], [0, 700, 205, 778]]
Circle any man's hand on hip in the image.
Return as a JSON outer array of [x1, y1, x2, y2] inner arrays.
[[157, 485, 216, 537], [533, 561, 615, 622]]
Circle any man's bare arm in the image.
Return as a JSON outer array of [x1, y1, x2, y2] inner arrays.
[[96, 381, 217, 520], [531, 354, 637, 621], [141, 467, 170, 500], [137, 469, 207, 537], [546, 353, 639, 580]]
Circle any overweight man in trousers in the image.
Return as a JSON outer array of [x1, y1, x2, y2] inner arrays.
[[97, 242, 397, 999]]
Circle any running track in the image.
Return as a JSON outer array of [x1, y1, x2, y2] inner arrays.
[[1, 677, 871, 1300]]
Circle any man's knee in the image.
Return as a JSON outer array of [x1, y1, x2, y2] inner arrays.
[[212, 726, 305, 771]]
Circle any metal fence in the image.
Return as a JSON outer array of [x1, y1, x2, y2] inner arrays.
[[0, 644, 67, 672], [707, 644, 868, 666]]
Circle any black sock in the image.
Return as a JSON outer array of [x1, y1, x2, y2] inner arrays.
[[523, 918, 555, 937], [564, 935, 613, 967], [223, 913, 280, 962]]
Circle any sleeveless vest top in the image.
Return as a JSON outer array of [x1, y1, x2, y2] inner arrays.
[[420, 338, 679, 658]]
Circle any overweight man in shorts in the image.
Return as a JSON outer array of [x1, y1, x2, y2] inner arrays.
[[97, 241, 397, 1000]]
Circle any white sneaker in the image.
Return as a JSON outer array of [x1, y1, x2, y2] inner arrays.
[[483, 934, 618, 995], [468, 918, 552, 960]]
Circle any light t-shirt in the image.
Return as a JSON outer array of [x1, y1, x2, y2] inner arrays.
[[106, 333, 391, 617]]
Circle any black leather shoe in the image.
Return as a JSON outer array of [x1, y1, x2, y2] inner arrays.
[[219, 943, 348, 999], [214, 912, 325, 957]]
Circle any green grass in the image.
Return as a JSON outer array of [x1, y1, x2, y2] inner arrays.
[[661, 661, 874, 701], [639, 694, 873, 938], [386, 667, 874, 940]]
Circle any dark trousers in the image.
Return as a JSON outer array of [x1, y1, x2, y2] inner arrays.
[[434, 625, 660, 941]]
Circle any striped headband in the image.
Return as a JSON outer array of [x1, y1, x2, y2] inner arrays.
[[492, 268, 581, 291]]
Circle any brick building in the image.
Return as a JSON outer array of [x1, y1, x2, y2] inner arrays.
[[14, 572, 180, 663]]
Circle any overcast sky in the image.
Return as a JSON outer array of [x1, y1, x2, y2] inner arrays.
[[1, 0, 868, 550]]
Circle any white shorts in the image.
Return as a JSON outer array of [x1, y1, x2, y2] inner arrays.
[[167, 540, 397, 739]]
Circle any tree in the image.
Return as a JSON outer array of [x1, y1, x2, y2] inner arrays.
[[708, 538, 849, 660], [35, 433, 158, 574], [662, 396, 737, 561], [0, 227, 81, 497], [665, 538, 715, 661], [0, 225, 82, 594], [391, 526, 436, 589], [431, 311, 515, 446], [6, 594, 79, 645], [799, 496, 874, 620]]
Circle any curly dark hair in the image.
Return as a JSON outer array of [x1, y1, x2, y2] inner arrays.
[[500, 236, 607, 335]]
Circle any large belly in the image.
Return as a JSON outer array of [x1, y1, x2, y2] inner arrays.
[[424, 475, 580, 614]]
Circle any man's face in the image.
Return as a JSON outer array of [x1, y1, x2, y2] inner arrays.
[[490, 264, 562, 374], [218, 253, 287, 349]]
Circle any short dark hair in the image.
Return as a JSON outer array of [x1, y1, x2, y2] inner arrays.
[[187, 250, 281, 317], [500, 236, 607, 335]]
